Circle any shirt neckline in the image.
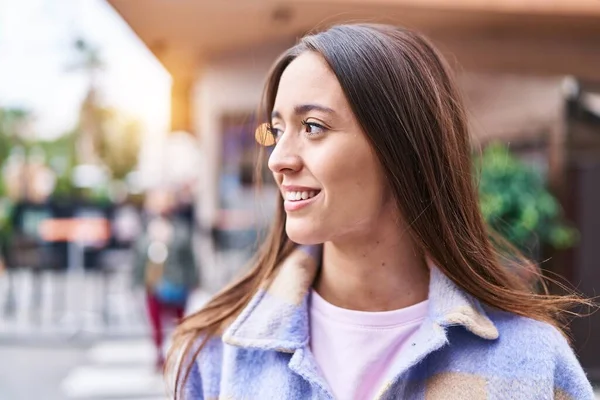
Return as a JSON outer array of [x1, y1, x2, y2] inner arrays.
[[310, 289, 429, 329]]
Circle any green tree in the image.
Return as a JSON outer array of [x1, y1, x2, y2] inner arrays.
[[68, 38, 141, 181], [0, 107, 31, 164], [95, 107, 141, 180], [475, 143, 578, 257], [37, 130, 78, 198], [0, 108, 29, 252], [69, 37, 105, 165]]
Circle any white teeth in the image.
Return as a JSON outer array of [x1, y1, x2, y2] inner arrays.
[[286, 190, 319, 201]]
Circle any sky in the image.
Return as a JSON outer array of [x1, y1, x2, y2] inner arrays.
[[0, 0, 171, 140]]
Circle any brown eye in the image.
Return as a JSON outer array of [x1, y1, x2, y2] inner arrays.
[[301, 120, 327, 137]]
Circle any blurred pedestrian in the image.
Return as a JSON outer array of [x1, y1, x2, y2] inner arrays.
[[168, 24, 594, 399], [174, 181, 196, 230], [133, 187, 198, 371]]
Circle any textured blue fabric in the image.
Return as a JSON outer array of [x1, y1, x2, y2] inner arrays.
[[181, 260, 594, 400]]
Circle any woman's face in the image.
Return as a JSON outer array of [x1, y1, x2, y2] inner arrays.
[[268, 52, 396, 244]]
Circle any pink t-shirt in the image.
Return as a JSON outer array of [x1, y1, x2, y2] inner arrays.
[[309, 290, 428, 400]]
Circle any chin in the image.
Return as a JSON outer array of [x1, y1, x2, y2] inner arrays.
[[285, 219, 323, 245]]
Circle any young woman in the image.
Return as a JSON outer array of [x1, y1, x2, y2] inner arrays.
[[168, 24, 594, 399]]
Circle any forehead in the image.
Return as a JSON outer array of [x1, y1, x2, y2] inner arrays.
[[274, 52, 347, 111]]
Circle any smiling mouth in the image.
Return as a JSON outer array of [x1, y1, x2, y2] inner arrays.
[[285, 190, 320, 202]]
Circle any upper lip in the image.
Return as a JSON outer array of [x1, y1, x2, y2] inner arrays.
[[281, 185, 321, 192]]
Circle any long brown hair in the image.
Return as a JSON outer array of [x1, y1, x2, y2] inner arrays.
[[167, 23, 587, 397]]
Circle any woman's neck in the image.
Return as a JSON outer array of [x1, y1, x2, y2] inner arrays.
[[313, 225, 429, 312]]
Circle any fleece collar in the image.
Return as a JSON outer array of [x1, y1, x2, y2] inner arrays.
[[222, 252, 499, 352]]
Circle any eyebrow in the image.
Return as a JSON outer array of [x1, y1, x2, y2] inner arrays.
[[271, 104, 336, 120]]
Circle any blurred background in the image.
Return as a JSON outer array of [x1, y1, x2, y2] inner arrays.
[[0, 0, 599, 399]]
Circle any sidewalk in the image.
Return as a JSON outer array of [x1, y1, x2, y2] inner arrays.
[[61, 338, 166, 399], [0, 286, 209, 400], [0, 338, 167, 400]]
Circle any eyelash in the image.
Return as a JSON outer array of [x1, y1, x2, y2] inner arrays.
[[267, 120, 327, 142], [301, 120, 327, 137]]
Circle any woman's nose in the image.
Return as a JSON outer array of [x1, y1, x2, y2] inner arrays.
[[268, 135, 303, 174]]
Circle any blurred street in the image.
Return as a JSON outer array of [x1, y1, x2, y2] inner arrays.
[[0, 243, 247, 400], [0, 261, 213, 400], [0, 267, 147, 340], [0, 240, 245, 339], [0, 342, 86, 400], [1, 0, 600, 398], [0, 339, 165, 400]]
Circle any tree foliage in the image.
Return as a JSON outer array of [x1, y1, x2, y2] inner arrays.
[[71, 38, 141, 180], [0, 108, 30, 164], [86, 106, 141, 180], [476, 143, 578, 256]]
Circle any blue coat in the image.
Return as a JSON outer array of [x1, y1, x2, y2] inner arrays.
[[180, 254, 594, 399]]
